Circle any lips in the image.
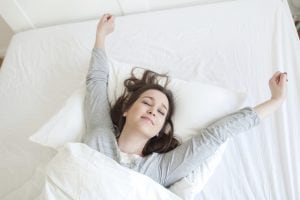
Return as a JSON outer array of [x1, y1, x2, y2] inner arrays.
[[141, 116, 154, 125]]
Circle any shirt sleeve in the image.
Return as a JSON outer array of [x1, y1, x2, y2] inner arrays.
[[83, 48, 115, 136], [158, 107, 261, 187]]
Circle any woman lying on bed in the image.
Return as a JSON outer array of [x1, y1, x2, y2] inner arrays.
[[82, 13, 288, 187]]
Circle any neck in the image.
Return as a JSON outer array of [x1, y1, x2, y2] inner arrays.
[[117, 126, 149, 156]]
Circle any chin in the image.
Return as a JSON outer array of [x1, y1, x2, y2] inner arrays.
[[144, 132, 156, 139], [136, 123, 158, 138], [140, 130, 157, 139]]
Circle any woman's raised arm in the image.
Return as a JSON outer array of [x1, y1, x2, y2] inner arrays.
[[156, 71, 288, 187], [83, 14, 118, 154]]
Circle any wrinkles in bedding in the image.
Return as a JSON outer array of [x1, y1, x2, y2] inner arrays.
[[39, 143, 181, 200]]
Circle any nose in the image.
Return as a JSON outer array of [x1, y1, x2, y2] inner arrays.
[[147, 109, 155, 116]]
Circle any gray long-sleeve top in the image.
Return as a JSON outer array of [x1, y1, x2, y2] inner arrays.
[[82, 48, 261, 187]]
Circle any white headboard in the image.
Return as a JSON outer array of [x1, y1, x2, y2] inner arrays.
[[0, 0, 235, 32]]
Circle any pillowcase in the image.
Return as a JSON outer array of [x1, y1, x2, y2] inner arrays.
[[29, 87, 85, 149], [29, 58, 246, 199]]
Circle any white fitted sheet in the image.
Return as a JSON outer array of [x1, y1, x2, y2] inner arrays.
[[1, 0, 299, 199]]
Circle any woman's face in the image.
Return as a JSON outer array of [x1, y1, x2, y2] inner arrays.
[[123, 89, 169, 139]]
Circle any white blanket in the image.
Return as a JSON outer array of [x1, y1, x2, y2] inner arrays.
[[36, 143, 182, 200]]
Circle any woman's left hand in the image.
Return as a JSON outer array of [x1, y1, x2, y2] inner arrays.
[[269, 71, 288, 103], [253, 71, 288, 120]]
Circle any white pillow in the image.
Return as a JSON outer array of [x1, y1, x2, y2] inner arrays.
[[29, 58, 246, 199], [29, 87, 85, 149]]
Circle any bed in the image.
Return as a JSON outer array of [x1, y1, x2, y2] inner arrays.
[[1, 0, 300, 199]]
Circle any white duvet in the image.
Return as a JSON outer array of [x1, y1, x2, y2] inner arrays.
[[36, 143, 181, 200]]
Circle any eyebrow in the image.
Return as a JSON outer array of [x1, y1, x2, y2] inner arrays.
[[142, 96, 168, 111]]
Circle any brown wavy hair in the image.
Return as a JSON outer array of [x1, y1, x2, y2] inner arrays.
[[110, 67, 181, 157]]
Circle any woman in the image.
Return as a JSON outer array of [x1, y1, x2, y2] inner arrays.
[[83, 14, 288, 187]]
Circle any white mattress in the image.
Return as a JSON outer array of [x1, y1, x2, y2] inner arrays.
[[1, 0, 300, 199]]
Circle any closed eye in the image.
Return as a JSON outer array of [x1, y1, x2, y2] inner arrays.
[[158, 110, 165, 116], [142, 101, 150, 105], [143, 101, 165, 116]]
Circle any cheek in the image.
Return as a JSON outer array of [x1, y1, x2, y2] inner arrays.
[[129, 104, 147, 118], [157, 117, 167, 128]]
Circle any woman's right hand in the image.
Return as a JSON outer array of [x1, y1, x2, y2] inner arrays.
[[95, 14, 115, 48], [96, 13, 115, 38]]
